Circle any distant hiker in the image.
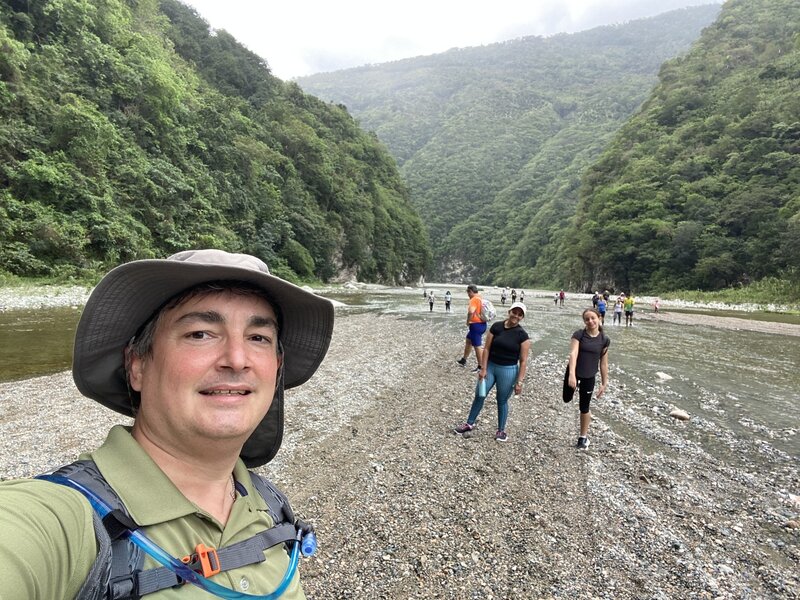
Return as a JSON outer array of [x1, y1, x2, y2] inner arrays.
[[455, 302, 530, 442], [559, 289, 566, 307], [613, 298, 624, 325], [500, 287, 508, 305], [428, 290, 435, 312], [457, 284, 486, 370], [653, 298, 660, 313], [511, 289, 517, 303], [519, 290, 525, 303], [445, 290, 452, 312], [563, 308, 610, 450], [0, 249, 333, 599], [624, 295, 635, 326], [554, 292, 559, 306], [592, 292, 599, 308], [596, 296, 607, 323], [603, 290, 610, 302]]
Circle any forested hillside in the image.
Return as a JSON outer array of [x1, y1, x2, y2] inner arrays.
[[298, 6, 722, 285], [0, 0, 431, 283], [564, 0, 800, 293]]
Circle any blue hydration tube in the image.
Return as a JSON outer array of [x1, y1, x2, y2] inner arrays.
[[39, 474, 316, 600]]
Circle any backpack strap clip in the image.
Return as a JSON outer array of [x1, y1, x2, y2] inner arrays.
[[181, 543, 221, 578], [101, 509, 138, 542]]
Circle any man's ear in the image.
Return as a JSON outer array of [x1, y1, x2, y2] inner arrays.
[[126, 347, 144, 392]]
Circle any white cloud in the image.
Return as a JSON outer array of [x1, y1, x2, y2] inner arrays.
[[180, 0, 722, 79]]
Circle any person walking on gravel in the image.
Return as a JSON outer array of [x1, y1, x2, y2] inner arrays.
[[456, 284, 487, 370], [563, 308, 610, 450], [455, 302, 530, 442]]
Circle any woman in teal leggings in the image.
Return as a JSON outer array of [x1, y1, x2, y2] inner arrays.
[[454, 303, 531, 442]]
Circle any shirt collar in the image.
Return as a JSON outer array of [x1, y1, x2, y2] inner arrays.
[[88, 425, 266, 526]]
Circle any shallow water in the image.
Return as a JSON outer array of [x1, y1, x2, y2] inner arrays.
[[1, 287, 798, 462], [328, 286, 800, 461], [0, 306, 82, 382]]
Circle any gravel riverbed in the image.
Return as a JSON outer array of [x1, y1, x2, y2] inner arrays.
[[1, 293, 798, 598]]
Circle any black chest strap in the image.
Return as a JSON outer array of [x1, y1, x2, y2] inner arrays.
[[127, 522, 298, 596], [42, 460, 304, 600]]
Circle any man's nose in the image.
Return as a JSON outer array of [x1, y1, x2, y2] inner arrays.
[[219, 336, 250, 371]]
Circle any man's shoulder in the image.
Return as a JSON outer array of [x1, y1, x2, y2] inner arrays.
[[1, 477, 92, 515], [0, 479, 97, 599]]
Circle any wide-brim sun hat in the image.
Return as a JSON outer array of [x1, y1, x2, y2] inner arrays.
[[73, 249, 334, 467], [509, 301, 527, 316]]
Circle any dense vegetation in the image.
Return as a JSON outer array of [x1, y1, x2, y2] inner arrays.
[[299, 6, 722, 287], [0, 0, 431, 283], [565, 0, 800, 295]]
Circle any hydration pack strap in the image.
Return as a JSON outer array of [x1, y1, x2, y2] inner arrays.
[[37, 463, 313, 599], [135, 523, 299, 595]]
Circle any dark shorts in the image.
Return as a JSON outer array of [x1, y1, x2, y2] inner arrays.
[[466, 322, 487, 347], [625, 310, 633, 316], [563, 365, 595, 414]]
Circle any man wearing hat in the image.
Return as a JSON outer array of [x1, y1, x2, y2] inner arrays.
[[0, 249, 334, 599]]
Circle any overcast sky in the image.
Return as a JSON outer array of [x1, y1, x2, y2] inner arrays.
[[181, 0, 723, 80]]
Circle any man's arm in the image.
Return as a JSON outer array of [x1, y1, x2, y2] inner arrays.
[[0, 480, 97, 600]]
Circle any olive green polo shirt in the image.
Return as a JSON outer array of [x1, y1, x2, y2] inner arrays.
[[0, 425, 306, 599]]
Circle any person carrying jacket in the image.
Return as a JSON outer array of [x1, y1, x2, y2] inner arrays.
[[0, 249, 334, 599], [456, 284, 486, 370], [563, 308, 610, 450]]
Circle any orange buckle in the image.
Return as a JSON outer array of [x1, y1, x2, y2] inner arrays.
[[181, 543, 221, 578]]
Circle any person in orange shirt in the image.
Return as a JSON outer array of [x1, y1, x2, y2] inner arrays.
[[456, 284, 487, 371]]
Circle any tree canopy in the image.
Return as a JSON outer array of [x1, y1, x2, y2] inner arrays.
[[0, 0, 431, 283], [299, 5, 722, 287], [564, 0, 800, 293]]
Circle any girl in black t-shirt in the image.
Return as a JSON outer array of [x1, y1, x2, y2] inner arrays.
[[563, 308, 610, 450], [454, 302, 531, 442]]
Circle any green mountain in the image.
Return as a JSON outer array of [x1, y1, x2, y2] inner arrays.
[[298, 6, 722, 285], [0, 0, 431, 284], [564, 0, 800, 293]]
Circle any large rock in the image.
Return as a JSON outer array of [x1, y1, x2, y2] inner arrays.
[[669, 408, 690, 421]]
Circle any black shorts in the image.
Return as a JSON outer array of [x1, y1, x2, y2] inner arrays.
[[563, 365, 595, 414]]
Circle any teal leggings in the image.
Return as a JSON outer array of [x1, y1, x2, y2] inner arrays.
[[467, 361, 518, 431]]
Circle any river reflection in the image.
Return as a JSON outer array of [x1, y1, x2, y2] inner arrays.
[[2, 286, 797, 460], [0, 306, 82, 382]]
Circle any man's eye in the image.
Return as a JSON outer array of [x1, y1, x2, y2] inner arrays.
[[188, 331, 210, 339], [250, 334, 273, 344]]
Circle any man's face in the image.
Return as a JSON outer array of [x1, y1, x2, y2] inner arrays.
[[129, 290, 281, 453]]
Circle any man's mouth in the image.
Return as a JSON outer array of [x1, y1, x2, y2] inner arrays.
[[200, 389, 250, 395]]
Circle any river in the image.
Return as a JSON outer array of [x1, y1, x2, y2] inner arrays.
[[1, 285, 798, 463]]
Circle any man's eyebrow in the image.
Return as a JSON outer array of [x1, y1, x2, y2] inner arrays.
[[249, 316, 279, 330], [175, 310, 223, 325], [174, 312, 278, 330]]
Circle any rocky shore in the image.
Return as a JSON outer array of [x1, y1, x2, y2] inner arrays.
[[1, 303, 798, 598]]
